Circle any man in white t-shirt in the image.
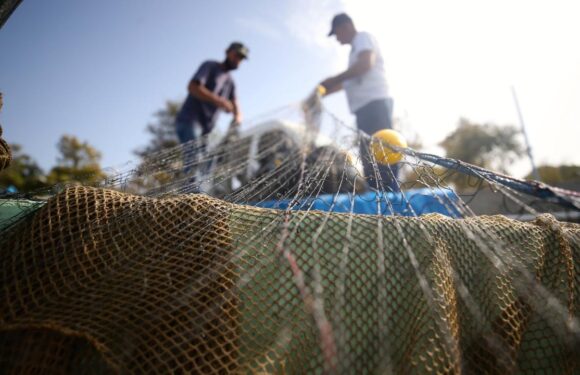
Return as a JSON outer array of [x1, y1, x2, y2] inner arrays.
[[320, 13, 399, 192]]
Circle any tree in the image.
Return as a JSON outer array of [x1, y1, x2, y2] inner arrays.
[[526, 164, 580, 185], [134, 101, 180, 159], [1, 94, 47, 192], [439, 118, 524, 190], [440, 118, 524, 173], [0, 144, 47, 192], [47, 135, 105, 185], [130, 101, 181, 192]]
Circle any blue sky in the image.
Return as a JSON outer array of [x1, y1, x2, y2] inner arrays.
[[0, 1, 346, 171], [2, 0, 579, 177]]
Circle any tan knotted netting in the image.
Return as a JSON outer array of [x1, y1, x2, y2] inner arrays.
[[0, 186, 578, 374], [1, 96, 580, 374]]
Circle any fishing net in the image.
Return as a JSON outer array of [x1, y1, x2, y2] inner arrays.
[[0, 93, 12, 172], [0, 94, 579, 374]]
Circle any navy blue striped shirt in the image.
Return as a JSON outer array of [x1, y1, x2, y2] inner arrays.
[[176, 60, 236, 133]]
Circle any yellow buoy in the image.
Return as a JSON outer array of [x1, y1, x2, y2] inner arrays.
[[370, 129, 407, 165]]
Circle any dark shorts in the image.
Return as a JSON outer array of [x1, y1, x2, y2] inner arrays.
[[355, 98, 399, 191], [355, 98, 394, 135], [175, 119, 214, 144]]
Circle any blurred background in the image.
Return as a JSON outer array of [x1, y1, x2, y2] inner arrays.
[[1, 0, 579, 191]]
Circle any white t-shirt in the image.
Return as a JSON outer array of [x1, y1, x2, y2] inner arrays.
[[343, 31, 390, 113]]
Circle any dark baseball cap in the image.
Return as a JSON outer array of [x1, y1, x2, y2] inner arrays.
[[227, 42, 249, 59], [328, 13, 352, 36]]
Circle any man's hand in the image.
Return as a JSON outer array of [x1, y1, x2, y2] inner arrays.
[[217, 98, 234, 113], [190, 81, 235, 113], [319, 77, 344, 96], [224, 119, 241, 141], [319, 50, 375, 95], [231, 99, 242, 125]]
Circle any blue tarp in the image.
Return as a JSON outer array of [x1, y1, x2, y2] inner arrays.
[[252, 188, 461, 217]]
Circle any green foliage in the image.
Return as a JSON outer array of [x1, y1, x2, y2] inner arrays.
[[46, 165, 105, 186], [526, 165, 580, 185], [440, 118, 524, 173], [438, 118, 524, 190], [47, 135, 105, 186], [0, 93, 48, 191], [130, 101, 181, 192], [55, 135, 102, 169], [134, 101, 180, 159], [0, 144, 47, 191]]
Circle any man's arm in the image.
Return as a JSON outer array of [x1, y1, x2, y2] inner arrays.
[[320, 50, 375, 95], [322, 82, 343, 95], [189, 81, 233, 113]]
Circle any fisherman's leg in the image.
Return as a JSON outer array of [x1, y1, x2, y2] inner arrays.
[[175, 121, 197, 187], [356, 98, 400, 191]]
